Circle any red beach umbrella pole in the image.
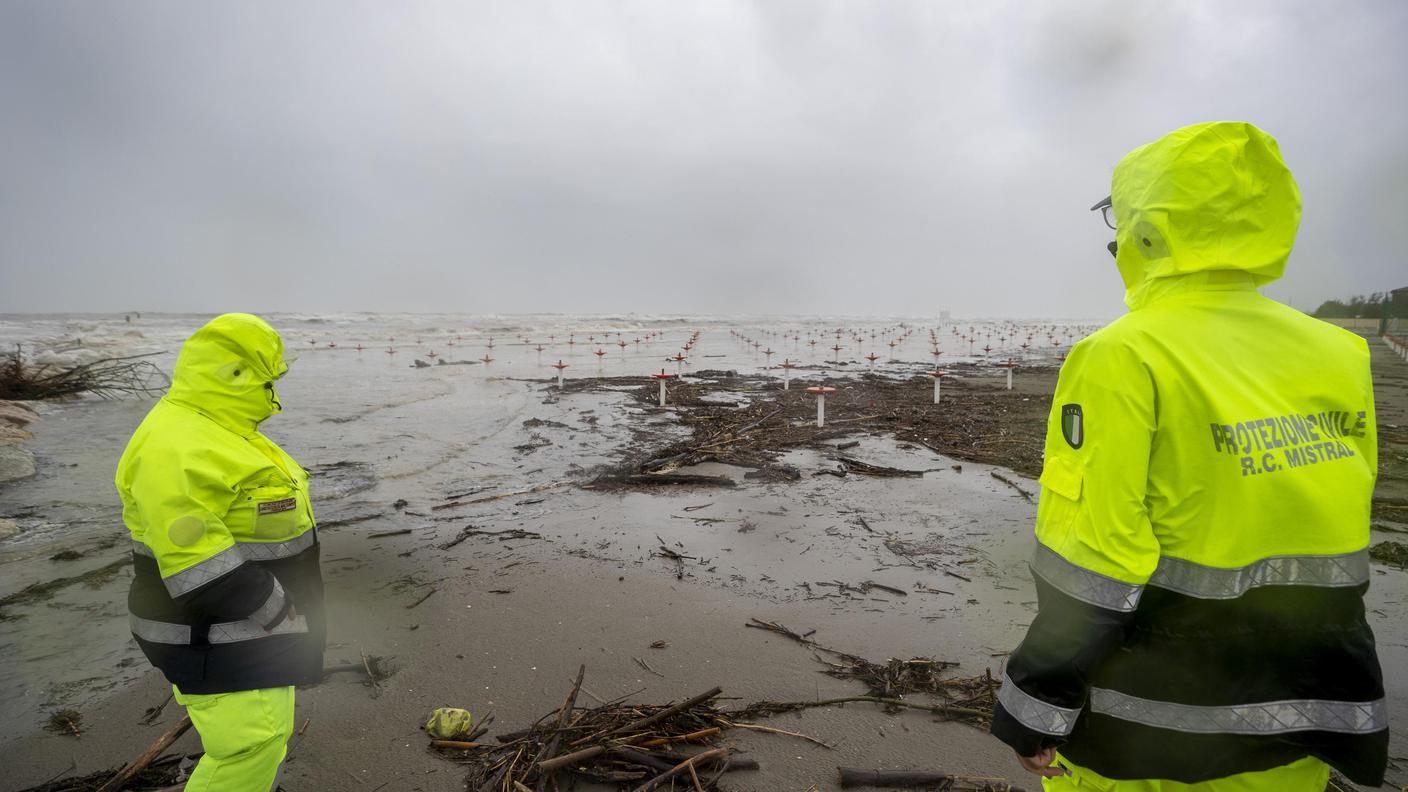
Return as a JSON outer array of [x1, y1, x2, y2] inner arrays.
[[652, 369, 675, 407]]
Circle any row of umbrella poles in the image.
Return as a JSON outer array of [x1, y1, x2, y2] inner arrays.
[[302, 324, 1080, 423], [302, 320, 1087, 370]]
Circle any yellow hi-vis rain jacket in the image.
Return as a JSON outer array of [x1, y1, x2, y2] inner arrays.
[[989, 122, 1387, 787], [116, 313, 325, 693]]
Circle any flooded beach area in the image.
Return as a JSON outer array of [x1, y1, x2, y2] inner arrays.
[[1, 312, 1406, 791]]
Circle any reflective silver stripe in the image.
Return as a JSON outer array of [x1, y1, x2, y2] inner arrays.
[[997, 672, 1081, 736], [238, 531, 316, 561], [1030, 546, 1368, 609], [129, 614, 192, 644], [248, 578, 287, 627], [130, 613, 308, 645], [1031, 543, 1143, 612], [1090, 687, 1388, 735], [133, 531, 315, 566], [1148, 550, 1370, 599], [162, 545, 245, 597], [207, 614, 307, 644]]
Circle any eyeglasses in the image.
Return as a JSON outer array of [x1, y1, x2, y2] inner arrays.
[[1090, 195, 1115, 230]]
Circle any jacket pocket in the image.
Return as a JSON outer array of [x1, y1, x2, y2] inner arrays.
[[1037, 455, 1084, 538], [245, 485, 301, 540]]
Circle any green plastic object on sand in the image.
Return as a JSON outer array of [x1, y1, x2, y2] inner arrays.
[[425, 707, 473, 739]]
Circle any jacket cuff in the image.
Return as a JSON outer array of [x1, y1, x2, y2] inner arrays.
[[990, 701, 1062, 757]]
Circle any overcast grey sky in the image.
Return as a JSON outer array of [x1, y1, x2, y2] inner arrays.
[[1, 1, 1404, 319]]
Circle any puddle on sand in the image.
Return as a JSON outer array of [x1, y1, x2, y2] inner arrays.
[[434, 437, 1043, 670]]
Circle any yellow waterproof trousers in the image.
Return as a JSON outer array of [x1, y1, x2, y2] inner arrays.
[[173, 685, 294, 792], [1042, 754, 1329, 792]]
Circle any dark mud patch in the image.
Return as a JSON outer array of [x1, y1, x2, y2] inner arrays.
[[566, 366, 1054, 488]]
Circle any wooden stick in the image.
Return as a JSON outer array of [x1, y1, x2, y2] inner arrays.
[[139, 692, 174, 726], [628, 749, 728, 792], [591, 687, 722, 743], [637, 727, 719, 747], [544, 686, 723, 769], [431, 739, 484, 750], [990, 471, 1035, 502], [840, 767, 952, 788], [534, 664, 586, 790], [405, 588, 437, 609], [720, 720, 832, 748], [745, 696, 988, 720], [538, 686, 730, 774], [94, 715, 193, 792], [611, 748, 677, 773], [491, 744, 525, 792], [432, 481, 570, 511], [360, 648, 383, 696], [838, 766, 1030, 791], [647, 749, 757, 772], [535, 745, 605, 773]]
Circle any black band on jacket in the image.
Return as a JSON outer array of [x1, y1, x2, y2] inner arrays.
[[992, 568, 1388, 786], [128, 537, 325, 694]]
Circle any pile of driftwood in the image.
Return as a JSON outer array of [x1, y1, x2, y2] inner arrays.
[[0, 346, 167, 401], [441, 658, 1027, 792], [579, 367, 1049, 490], [20, 716, 193, 792], [445, 666, 751, 791], [740, 619, 1000, 729]]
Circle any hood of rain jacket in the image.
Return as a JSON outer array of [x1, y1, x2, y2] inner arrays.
[[165, 313, 289, 436], [1110, 121, 1301, 310]]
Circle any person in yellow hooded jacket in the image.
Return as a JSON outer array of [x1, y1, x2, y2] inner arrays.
[[989, 122, 1387, 790], [117, 313, 325, 792]]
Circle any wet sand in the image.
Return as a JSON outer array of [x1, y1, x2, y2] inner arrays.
[[2, 319, 1406, 791]]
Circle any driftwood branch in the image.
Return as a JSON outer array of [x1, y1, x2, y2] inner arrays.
[[432, 481, 571, 512], [629, 748, 728, 792], [990, 471, 1035, 501], [1, 347, 168, 401], [838, 766, 1031, 791], [94, 715, 193, 792], [533, 663, 585, 790], [591, 687, 724, 743]]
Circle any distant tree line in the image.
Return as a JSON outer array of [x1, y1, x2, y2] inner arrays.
[[1313, 292, 1396, 319]]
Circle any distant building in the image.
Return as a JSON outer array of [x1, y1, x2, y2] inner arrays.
[[939, 310, 951, 325]]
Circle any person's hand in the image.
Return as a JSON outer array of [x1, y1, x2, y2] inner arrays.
[[1016, 746, 1066, 778], [285, 604, 298, 622]]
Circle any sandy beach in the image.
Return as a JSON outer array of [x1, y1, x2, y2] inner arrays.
[[1, 314, 1405, 791]]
